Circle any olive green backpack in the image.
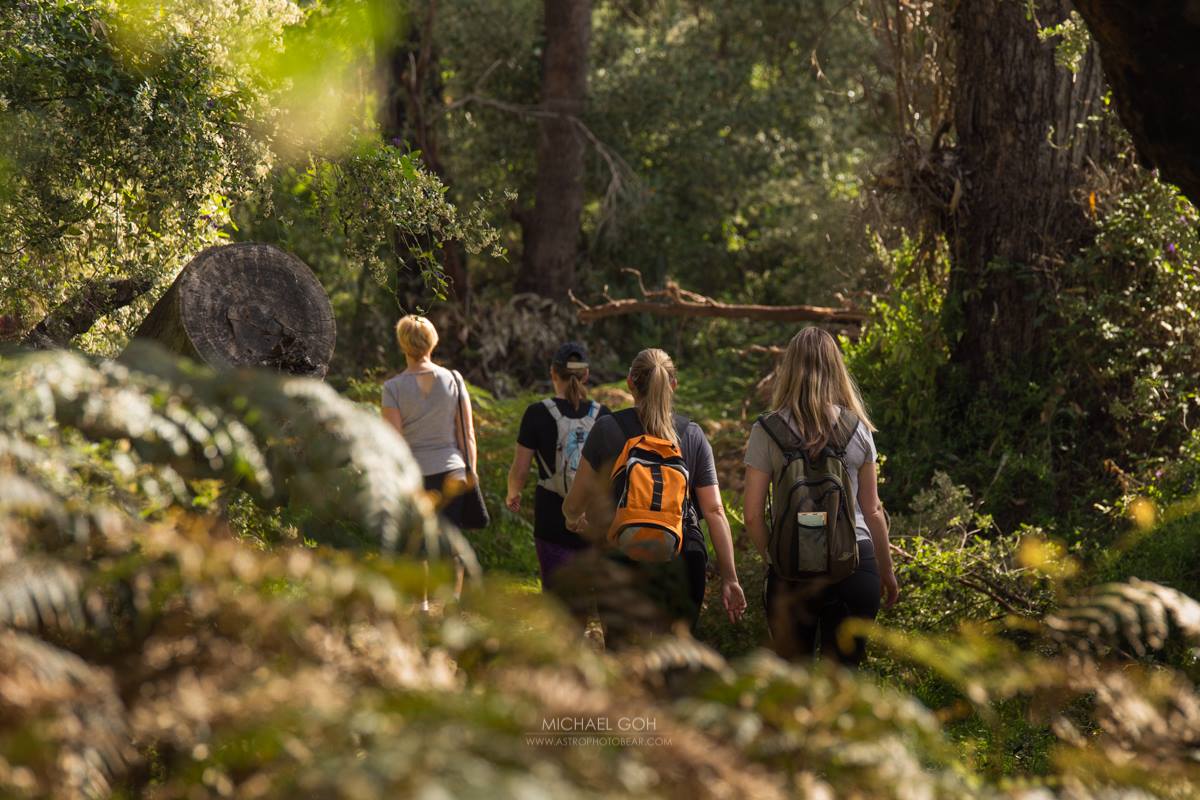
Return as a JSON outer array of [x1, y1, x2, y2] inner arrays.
[[759, 408, 860, 582]]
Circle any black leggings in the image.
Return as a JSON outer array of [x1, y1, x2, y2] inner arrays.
[[763, 539, 881, 666]]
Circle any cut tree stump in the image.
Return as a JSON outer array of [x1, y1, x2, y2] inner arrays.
[[132, 243, 336, 377]]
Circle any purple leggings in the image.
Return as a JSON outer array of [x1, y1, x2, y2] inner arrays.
[[535, 539, 586, 589]]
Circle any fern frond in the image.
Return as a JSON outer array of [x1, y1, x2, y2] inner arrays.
[[1045, 578, 1200, 658], [0, 630, 130, 800], [0, 559, 92, 633], [622, 630, 733, 686], [0, 344, 473, 567]]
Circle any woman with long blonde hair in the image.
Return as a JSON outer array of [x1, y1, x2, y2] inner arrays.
[[562, 348, 746, 639], [743, 327, 898, 664]]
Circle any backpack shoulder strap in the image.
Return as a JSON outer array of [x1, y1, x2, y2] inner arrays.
[[831, 408, 860, 454], [758, 411, 802, 459], [542, 397, 564, 422], [586, 401, 600, 420], [614, 408, 641, 440]]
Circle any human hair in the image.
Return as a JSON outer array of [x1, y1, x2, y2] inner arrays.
[[552, 363, 589, 410], [628, 348, 678, 444], [771, 327, 875, 454], [395, 314, 438, 359]]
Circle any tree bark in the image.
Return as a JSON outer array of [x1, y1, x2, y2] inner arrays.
[[131, 243, 336, 377], [515, 0, 592, 299], [22, 276, 154, 349], [378, 0, 471, 304], [946, 0, 1109, 385], [1070, 0, 1200, 206], [573, 294, 865, 326]]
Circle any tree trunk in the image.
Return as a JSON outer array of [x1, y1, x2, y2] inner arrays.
[[378, 0, 471, 304], [946, 0, 1108, 385], [515, 0, 592, 299], [132, 243, 336, 378], [1071, 0, 1200, 206]]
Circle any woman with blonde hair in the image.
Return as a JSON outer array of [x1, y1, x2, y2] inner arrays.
[[743, 327, 898, 664], [381, 315, 483, 598], [563, 348, 747, 637]]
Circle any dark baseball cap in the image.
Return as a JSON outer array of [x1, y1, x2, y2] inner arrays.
[[552, 341, 589, 370]]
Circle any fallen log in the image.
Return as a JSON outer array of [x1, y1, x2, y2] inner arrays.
[[568, 269, 866, 327], [132, 243, 336, 377]]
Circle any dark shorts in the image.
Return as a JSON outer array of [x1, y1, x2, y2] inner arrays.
[[423, 470, 468, 527], [763, 538, 881, 666]]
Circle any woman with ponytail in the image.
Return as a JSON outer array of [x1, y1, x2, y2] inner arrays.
[[562, 349, 747, 637], [507, 342, 612, 590], [743, 327, 899, 665]]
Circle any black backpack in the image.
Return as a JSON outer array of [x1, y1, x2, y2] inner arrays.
[[759, 408, 860, 582]]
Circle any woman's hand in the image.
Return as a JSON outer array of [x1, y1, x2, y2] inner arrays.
[[881, 567, 900, 608], [506, 445, 534, 515], [565, 511, 588, 533], [722, 578, 747, 624]]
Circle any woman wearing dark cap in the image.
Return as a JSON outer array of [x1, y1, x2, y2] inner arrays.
[[507, 342, 612, 589]]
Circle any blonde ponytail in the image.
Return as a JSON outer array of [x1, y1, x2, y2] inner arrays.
[[629, 348, 678, 444]]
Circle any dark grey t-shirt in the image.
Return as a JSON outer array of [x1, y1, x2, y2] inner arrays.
[[581, 408, 717, 549]]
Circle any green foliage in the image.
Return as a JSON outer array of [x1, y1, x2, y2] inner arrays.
[[0, 0, 277, 345], [0, 342, 466, 561], [433, 0, 886, 305], [1, 0, 500, 358], [1056, 173, 1200, 490], [1038, 11, 1091, 73], [845, 236, 950, 506], [1100, 511, 1200, 602]]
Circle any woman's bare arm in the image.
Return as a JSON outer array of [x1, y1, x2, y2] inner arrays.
[[695, 483, 746, 623], [506, 445, 535, 512], [562, 459, 598, 535], [857, 461, 899, 607], [742, 465, 771, 560], [383, 407, 405, 437]]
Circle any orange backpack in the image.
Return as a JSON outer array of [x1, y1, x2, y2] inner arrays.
[[607, 414, 691, 562]]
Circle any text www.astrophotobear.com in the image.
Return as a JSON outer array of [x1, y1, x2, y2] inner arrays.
[[525, 716, 673, 747]]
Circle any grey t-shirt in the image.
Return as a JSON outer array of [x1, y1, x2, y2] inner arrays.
[[381, 366, 467, 477], [744, 406, 878, 541]]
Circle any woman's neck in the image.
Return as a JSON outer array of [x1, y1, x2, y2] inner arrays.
[[404, 355, 435, 372]]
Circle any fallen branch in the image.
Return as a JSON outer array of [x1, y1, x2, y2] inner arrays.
[[23, 276, 155, 349], [569, 269, 867, 327], [890, 542, 1032, 617]]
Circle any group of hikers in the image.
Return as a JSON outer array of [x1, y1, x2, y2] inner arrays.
[[382, 314, 899, 665]]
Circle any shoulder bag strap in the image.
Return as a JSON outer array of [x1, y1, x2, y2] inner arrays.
[[451, 370, 473, 474]]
